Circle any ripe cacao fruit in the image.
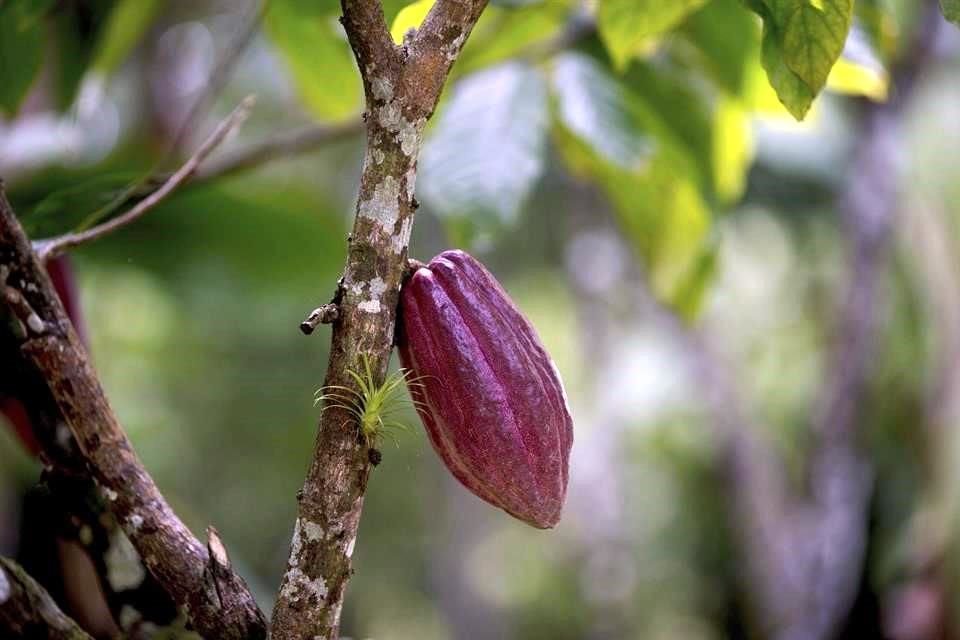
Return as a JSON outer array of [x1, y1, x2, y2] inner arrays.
[[398, 250, 573, 529]]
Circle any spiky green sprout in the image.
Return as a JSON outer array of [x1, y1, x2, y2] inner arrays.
[[314, 353, 427, 447]]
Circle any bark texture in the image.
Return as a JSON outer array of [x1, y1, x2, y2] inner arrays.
[[270, 1, 489, 638], [0, 189, 266, 640], [0, 556, 93, 640]]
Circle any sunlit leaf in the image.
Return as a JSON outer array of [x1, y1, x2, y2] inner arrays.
[[597, 0, 708, 70], [265, 0, 361, 121], [0, 1, 45, 116], [391, 0, 435, 44], [456, 2, 570, 76], [826, 24, 888, 100], [744, 0, 854, 120], [419, 63, 549, 225], [712, 96, 753, 204], [550, 54, 713, 313]]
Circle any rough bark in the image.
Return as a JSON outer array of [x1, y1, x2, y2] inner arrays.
[[269, 1, 489, 638], [0, 556, 93, 640], [0, 189, 266, 640]]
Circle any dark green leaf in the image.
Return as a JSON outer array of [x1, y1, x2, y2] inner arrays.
[[742, 0, 854, 120], [684, 0, 758, 97], [0, 2, 45, 116]]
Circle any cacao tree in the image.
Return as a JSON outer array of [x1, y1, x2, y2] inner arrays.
[[0, 0, 958, 639]]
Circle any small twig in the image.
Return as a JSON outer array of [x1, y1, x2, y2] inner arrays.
[[0, 556, 93, 640], [34, 96, 256, 261], [300, 304, 340, 335], [0, 189, 267, 640], [195, 118, 363, 183]]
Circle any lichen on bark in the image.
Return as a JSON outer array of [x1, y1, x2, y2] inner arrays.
[[270, 1, 490, 638]]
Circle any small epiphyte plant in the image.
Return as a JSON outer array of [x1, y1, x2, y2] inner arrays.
[[314, 353, 426, 447]]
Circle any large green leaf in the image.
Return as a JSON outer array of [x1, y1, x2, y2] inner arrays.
[[456, 1, 570, 76], [419, 63, 549, 226], [550, 54, 653, 170], [684, 0, 759, 97], [550, 53, 713, 314], [597, 0, 709, 70], [265, 0, 361, 121], [744, 0, 854, 120], [0, 1, 45, 116]]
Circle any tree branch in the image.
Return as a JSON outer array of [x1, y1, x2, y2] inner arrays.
[[791, 4, 949, 638], [0, 557, 93, 640], [194, 118, 363, 183], [0, 190, 267, 640], [269, 1, 489, 638], [34, 97, 255, 261]]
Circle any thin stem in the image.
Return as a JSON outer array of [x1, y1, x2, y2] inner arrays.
[[34, 96, 255, 261]]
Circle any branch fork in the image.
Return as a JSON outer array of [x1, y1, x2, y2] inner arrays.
[[270, 2, 490, 638]]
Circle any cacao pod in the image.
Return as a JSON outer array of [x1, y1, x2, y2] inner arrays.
[[398, 250, 573, 529]]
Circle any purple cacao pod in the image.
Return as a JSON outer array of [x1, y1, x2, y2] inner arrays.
[[398, 250, 573, 529]]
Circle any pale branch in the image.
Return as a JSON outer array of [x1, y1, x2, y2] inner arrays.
[[33, 96, 255, 261], [300, 303, 340, 335], [269, 1, 490, 638], [0, 189, 267, 640], [795, 3, 950, 638], [0, 557, 93, 640], [195, 118, 364, 183]]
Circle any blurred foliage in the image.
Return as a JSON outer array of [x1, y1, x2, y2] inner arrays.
[[943, 0, 960, 24], [0, 0, 959, 638]]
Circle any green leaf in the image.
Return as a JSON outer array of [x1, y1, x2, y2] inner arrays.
[[711, 95, 753, 203], [456, 1, 570, 76], [759, 26, 816, 119], [744, 0, 854, 120], [684, 0, 759, 97], [941, 0, 960, 25], [12, 0, 55, 29], [89, 0, 162, 76], [265, 0, 362, 121], [20, 172, 143, 238], [597, 0, 709, 70], [550, 54, 653, 170], [419, 63, 549, 225], [391, 0, 435, 43], [782, 1, 853, 90], [550, 54, 713, 312], [826, 25, 889, 101], [0, 1, 45, 116]]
